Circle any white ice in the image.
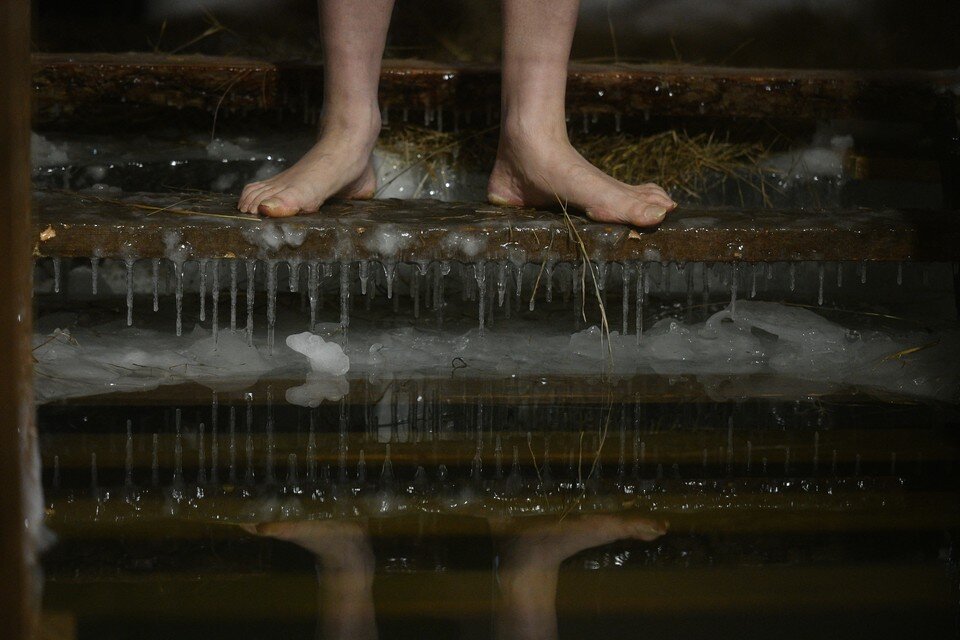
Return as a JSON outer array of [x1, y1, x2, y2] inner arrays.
[[285, 331, 350, 376]]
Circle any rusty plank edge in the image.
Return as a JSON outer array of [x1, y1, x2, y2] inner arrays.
[[32, 191, 960, 264]]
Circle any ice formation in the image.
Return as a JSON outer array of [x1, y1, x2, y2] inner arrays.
[[285, 331, 350, 376]]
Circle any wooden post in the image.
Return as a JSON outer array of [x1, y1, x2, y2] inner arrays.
[[0, 0, 39, 638]]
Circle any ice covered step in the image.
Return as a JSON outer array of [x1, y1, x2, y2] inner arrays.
[[32, 190, 960, 264]]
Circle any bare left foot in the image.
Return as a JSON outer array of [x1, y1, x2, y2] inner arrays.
[[488, 121, 678, 228]]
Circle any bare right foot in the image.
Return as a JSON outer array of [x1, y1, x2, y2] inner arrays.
[[238, 109, 381, 218]]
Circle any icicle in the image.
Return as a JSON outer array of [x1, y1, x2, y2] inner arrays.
[[211, 259, 220, 342], [475, 261, 487, 336], [897, 262, 903, 286], [383, 260, 397, 299], [125, 258, 134, 326], [412, 269, 421, 319], [514, 262, 523, 309], [836, 262, 843, 288], [789, 262, 796, 292], [614, 112, 622, 133], [494, 435, 503, 479], [266, 261, 278, 350], [90, 256, 100, 294], [497, 261, 507, 307], [53, 257, 61, 293], [288, 258, 301, 293], [124, 420, 134, 488], [308, 261, 319, 328], [621, 263, 630, 334], [545, 261, 555, 303], [199, 258, 207, 322], [635, 263, 646, 343], [818, 263, 825, 306], [151, 433, 160, 487], [230, 260, 238, 331], [505, 446, 522, 494], [359, 260, 369, 295], [859, 262, 867, 284], [245, 260, 256, 345], [750, 263, 758, 298], [380, 444, 396, 491], [174, 259, 185, 336], [339, 262, 351, 328], [729, 263, 739, 317]]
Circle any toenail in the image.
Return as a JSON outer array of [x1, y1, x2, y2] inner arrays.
[[648, 206, 668, 223]]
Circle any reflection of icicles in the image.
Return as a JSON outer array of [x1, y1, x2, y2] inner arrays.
[[124, 420, 134, 488], [818, 263, 825, 306], [174, 259, 184, 336], [836, 262, 843, 288], [91, 256, 100, 295], [199, 259, 207, 322], [53, 257, 61, 294], [125, 258, 134, 326], [228, 406, 237, 484], [211, 259, 220, 342], [266, 260, 277, 350], [789, 263, 796, 292], [750, 263, 758, 299], [897, 262, 903, 286], [412, 269, 421, 319], [230, 260, 238, 331], [494, 435, 503, 480], [245, 260, 256, 346], [151, 433, 160, 487], [339, 262, 351, 328], [197, 423, 207, 485], [476, 261, 487, 336], [859, 262, 867, 284], [635, 263, 646, 343]]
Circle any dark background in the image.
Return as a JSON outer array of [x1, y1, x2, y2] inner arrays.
[[33, 0, 960, 69]]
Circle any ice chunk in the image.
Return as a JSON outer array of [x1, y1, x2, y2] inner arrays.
[[286, 331, 350, 375]]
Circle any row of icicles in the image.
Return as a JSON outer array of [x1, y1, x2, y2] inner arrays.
[[41, 256, 919, 346]]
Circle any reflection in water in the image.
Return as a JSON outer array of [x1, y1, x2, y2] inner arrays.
[[243, 514, 667, 640]]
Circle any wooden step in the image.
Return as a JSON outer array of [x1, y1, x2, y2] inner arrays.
[[32, 190, 960, 263]]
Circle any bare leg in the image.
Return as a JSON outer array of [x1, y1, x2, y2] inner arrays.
[[238, 0, 393, 217], [488, 0, 677, 227], [244, 521, 378, 640], [492, 514, 667, 640]]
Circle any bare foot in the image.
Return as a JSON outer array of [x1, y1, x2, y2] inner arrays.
[[238, 111, 380, 218], [488, 123, 677, 227], [242, 519, 374, 572]]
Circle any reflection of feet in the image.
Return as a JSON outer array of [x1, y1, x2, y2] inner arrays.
[[242, 519, 374, 573], [488, 123, 677, 228], [494, 513, 668, 569], [492, 514, 667, 640], [238, 110, 380, 218]]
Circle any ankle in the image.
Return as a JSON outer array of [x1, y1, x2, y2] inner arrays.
[[500, 110, 569, 151], [319, 103, 382, 145]]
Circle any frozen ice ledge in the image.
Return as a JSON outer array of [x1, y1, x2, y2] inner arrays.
[[32, 190, 960, 264]]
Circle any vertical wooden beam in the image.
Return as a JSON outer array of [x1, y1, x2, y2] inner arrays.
[[0, 0, 38, 639]]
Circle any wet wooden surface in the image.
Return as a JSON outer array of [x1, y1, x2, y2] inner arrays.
[[31, 53, 960, 124], [32, 190, 960, 263], [32, 53, 277, 120]]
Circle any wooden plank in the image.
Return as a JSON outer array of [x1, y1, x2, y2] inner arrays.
[[32, 190, 960, 263], [31, 53, 960, 124], [31, 53, 277, 120]]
